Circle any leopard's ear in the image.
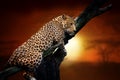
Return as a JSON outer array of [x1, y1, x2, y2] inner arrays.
[[74, 17, 78, 21], [62, 14, 67, 20]]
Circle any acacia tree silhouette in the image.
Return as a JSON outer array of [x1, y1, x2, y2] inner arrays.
[[0, 0, 112, 80]]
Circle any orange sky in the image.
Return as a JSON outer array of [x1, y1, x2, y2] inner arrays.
[[0, 0, 120, 64]]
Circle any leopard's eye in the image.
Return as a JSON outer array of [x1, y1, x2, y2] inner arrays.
[[70, 23, 73, 25]]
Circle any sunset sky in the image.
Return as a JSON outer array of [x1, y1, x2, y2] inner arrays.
[[0, 0, 120, 65]]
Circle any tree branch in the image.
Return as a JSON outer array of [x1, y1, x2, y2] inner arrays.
[[0, 67, 22, 80], [75, 0, 112, 34]]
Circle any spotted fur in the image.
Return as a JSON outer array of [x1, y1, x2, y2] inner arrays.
[[8, 14, 76, 71]]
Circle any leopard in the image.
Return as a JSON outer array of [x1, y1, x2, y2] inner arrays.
[[7, 14, 76, 73]]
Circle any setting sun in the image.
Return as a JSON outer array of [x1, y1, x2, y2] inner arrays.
[[65, 37, 83, 61]]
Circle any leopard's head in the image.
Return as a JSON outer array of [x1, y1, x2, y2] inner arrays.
[[54, 14, 76, 36]]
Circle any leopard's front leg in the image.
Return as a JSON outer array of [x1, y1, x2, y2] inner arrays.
[[43, 40, 66, 58]]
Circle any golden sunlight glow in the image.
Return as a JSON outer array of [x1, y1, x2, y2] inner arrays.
[[65, 37, 83, 61]]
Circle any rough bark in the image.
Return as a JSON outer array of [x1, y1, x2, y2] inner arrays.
[[0, 0, 112, 80]]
